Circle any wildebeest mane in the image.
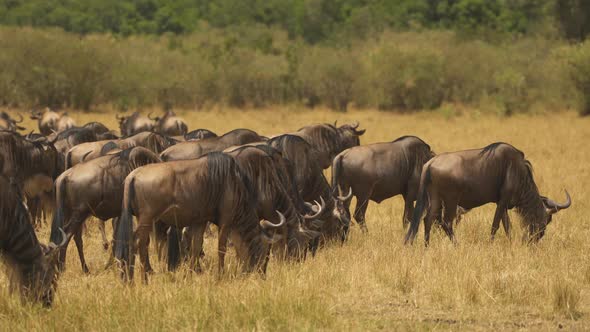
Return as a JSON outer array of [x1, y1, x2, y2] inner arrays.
[[479, 142, 525, 158], [206, 152, 267, 266], [514, 158, 545, 228], [298, 124, 342, 159], [268, 134, 332, 203]]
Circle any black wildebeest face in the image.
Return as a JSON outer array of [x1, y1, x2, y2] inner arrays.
[[532, 190, 572, 241]]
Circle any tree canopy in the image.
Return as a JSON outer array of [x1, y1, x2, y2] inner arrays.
[[0, 0, 587, 41]]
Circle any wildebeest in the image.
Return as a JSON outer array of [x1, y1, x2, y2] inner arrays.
[[49, 147, 161, 273], [267, 135, 351, 244], [0, 175, 65, 306], [30, 108, 61, 136], [115, 152, 286, 282], [160, 129, 266, 161], [0, 112, 25, 132], [150, 110, 188, 136], [331, 136, 435, 232], [65, 131, 175, 168], [404, 142, 572, 245], [225, 145, 323, 260], [294, 121, 366, 169], [116, 112, 155, 137], [0, 132, 58, 197]]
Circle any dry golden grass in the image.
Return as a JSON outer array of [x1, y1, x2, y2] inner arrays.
[[1, 107, 589, 331]]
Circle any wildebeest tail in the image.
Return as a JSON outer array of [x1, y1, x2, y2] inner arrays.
[[404, 166, 431, 245], [49, 177, 66, 244], [167, 226, 181, 272], [331, 154, 344, 193], [115, 177, 135, 279]]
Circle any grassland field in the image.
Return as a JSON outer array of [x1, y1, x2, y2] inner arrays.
[[1, 107, 589, 331]]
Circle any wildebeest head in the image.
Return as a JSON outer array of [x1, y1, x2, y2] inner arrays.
[[337, 121, 366, 148], [0, 112, 25, 132], [529, 190, 572, 241], [0, 176, 66, 306]]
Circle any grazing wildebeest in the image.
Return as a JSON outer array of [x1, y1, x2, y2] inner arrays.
[[0, 175, 65, 306], [224, 145, 323, 260], [294, 121, 366, 169], [65, 131, 175, 168], [267, 135, 352, 244], [55, 113, 76, 133], [150, 110, 188, 136], [115, 152, 286, 282], [404, 142, 572, 245], [116, 112, 155, 137], [49, 147, 161, 273], [184, 129, 218, 141], [331, 136, 435, 232], [0, 112, 25, 132], [160, 129, 267, 161], [30, 108, 61, 136]]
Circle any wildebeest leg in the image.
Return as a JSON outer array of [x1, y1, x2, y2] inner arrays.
[[402, 194, 415, 230], [353, 196, 369, 233], [441, 199, 458, 244], [187, 224, 207, 273], [501, 210, 511, 240], [217, 225, 230, 275], [104, 218, 118, 270], [424, 194, 441, 246], [98, 220, 109, 251], [61, 211, 89, 272], [490, 203, 507, 241], [73, 228, 90, 274], [136, 221, 152, 284]]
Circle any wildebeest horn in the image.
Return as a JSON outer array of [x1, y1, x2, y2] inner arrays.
[[333, 120, 337, 127], [260, 211, 287, 230], [148, 112, 157, 120], [543, 190, 572, 214], [304, 197, 325, 220], [337, 187, 353, 202], [48, 228, 67, 249], [115, 114, 124, 120], [14, 113, 23, 123], [31, 136, 48, 143], [351, 121, 359, 129]]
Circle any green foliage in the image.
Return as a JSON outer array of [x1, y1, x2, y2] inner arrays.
[[0, 26, 581, 114], [0, 0, 560, 41]]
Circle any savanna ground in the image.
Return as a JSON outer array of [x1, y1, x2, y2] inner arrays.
[[1, 107, 589, 331]]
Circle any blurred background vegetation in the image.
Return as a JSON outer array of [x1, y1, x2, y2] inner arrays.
[[0, 0, 589, 115]]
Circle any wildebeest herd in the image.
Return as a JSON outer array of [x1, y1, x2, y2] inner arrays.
[[0, 108, 571, 306]]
